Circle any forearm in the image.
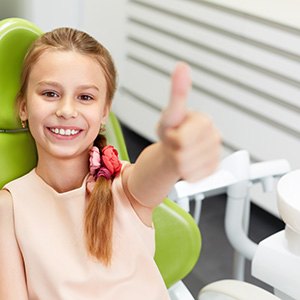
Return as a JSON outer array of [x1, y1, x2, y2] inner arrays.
[[127, 142, 180, 208]]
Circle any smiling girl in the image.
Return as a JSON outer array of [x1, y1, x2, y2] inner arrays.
[[0, 28, 220, 300]]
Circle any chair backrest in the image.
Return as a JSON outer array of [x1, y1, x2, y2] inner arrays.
[[0, 17, 201, 288]]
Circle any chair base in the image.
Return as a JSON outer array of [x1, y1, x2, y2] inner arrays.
[[168, 281, 195, 300]]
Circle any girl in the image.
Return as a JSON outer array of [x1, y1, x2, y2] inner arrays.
[[0, 28, 220, 299]]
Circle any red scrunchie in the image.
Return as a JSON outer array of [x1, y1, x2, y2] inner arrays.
[[89, 145, 122, 180]]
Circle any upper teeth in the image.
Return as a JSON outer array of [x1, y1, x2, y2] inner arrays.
[[50, 128, 79, 136]]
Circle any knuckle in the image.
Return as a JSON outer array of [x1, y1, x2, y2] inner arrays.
[[171, 134, 186, 150]]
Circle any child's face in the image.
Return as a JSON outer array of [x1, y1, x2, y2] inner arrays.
[[19, 50, 109, 161]]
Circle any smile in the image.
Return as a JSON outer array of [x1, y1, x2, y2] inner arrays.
[[49, 128, 80, 136]]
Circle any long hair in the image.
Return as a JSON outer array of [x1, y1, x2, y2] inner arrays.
[[17, 28, 117, 265]]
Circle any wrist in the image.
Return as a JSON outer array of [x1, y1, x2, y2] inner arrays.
[[157, 141, 181, 182]]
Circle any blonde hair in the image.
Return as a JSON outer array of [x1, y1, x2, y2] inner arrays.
[[17, 27, 117, 265]]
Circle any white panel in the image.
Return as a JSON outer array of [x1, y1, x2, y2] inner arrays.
[[113, 92, 160, 141], [125, 43, 300, 135], [127, 22, 300, 110], [134, 0, 300, 55], [122, 59, 171, 109], [208, 0, 300, 29], [189, 88, 300, 167], [128, 1, 300, 84]]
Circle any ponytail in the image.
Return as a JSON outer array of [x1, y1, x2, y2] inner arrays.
[[17, 27, 118, 265], [84, 134, 114, 265]]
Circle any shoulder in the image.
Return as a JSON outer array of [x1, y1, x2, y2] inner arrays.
[[0, 190, 15, 235], [0, 190, 13, 217], [0, 189, 13, 208], [3, 170, 35, 194]]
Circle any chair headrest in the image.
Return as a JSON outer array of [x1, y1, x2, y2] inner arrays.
[[0, 18, 42, 188]]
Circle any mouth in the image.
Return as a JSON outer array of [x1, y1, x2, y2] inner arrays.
[[47, 127, 82, 137]]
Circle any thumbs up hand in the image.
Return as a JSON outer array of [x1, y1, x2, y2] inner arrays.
[[157, 62, 221, 182]]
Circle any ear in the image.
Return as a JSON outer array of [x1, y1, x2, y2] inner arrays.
[[18, 98, 28, 121], [101, 102, 111, 124]]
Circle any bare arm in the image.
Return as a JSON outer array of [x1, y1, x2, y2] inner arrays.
[[126, 63, 221, 220], [0, 190, 28, 299]]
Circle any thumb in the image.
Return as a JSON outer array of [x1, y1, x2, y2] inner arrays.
[[161, 62, 191, 129]]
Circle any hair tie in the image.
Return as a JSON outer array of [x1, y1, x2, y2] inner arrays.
[[89, 145, 122, 181]]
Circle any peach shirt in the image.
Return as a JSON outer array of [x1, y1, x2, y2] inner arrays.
[[5, 166, 170, 300]]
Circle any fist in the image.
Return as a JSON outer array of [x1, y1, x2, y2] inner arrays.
[[157, 63, 221, 182]]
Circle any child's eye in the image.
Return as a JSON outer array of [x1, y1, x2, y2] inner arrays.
[[79, 94, 94, 101], [42, 91, 59, 98]]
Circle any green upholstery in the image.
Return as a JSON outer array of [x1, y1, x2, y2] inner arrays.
[[105, 113, 130, 162], [153, 199, 201, 287], [0, 18, 201, 289], [0, 18, 42, 188]]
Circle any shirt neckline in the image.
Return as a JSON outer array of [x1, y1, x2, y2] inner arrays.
[[31, 168, 89, 199]]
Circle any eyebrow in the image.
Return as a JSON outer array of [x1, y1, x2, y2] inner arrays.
[[36, 81, 100, 91], [78, 84, 100, 91], [36, 81, 62, 88]]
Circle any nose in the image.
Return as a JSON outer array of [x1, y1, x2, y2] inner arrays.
[[56, 97, 78, 119]]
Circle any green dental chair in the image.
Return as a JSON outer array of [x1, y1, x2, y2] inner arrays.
[[0, 17, 201, 298]]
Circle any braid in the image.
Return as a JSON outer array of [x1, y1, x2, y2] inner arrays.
[[84, 134, 114, 265], [94, 134, 107, 150]]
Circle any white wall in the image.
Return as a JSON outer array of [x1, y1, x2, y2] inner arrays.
[[0, 0, 24, 19], [1, 0, 82, 30], [0, 0, 126, 77], [81, 0, 127, 82]]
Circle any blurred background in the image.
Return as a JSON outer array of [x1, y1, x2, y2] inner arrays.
[[1, 0, 299, 297]]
